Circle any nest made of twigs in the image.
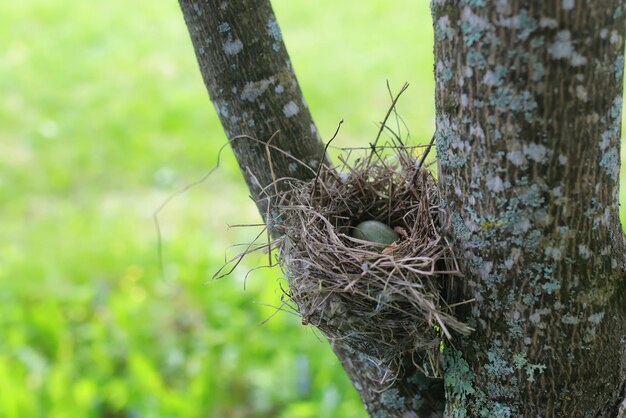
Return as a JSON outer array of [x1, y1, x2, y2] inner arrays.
[[273, 149, 471, 379]]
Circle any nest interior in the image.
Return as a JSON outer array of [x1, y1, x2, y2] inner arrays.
[[274, 151, 470, 377]]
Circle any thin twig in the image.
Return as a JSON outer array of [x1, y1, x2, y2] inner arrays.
[[385, 80, 406, 148], [153, 141, 232, 278], [366, 82, 410, 166], [417, 133, 436, 170], [310, 119, 343, 202]]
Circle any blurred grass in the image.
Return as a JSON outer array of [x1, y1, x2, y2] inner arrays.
[[0, 1, 435, 417]]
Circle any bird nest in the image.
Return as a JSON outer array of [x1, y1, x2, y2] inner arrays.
[[271, 149, 471, 378]]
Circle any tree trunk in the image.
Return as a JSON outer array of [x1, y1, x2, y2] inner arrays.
[[432, 1, 626, 416], [179, 0, 626, 416]]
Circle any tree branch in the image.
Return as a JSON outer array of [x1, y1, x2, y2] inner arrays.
[[179, 0, 328, 219]]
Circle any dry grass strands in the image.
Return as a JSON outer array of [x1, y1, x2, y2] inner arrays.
[[273, 149, 472, 380]]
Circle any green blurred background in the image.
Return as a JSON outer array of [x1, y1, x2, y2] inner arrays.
[[1, 2, 624, 418]]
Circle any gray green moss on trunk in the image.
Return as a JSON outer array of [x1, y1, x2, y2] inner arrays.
[[433, 1, 626, 416]]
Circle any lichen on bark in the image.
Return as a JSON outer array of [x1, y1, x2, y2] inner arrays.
[[433, 0, 626, 415]]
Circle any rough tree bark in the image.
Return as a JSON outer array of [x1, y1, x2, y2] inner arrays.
[[433, 1, 626, 416], [178, 0, 329, 220], [179, 0, 626, 416]]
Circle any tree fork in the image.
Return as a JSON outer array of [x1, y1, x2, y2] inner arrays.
[[179, 1, 446, 416]]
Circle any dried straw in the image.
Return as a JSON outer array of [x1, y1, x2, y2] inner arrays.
[[272, 148, 471, 379]]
